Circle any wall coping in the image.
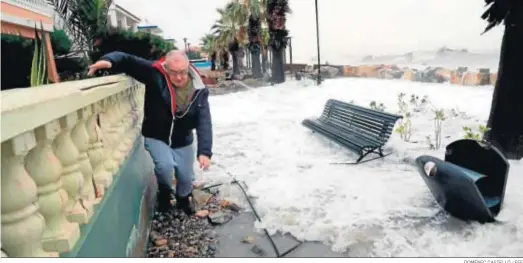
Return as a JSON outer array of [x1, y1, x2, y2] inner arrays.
[[1, 74, 135, 143]]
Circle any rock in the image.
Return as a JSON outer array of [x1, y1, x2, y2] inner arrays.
[[155, 238, 168, 247], [208, 187, 219, 195], [251, 245, 266, 256], [148, 209, 217, 258], [208, 211, 232, 225], [226, 202, 242, 212], [313, 66, 339, 79], [242, 236, 255, 244], [219, 200, 230, 208], [150, 231, 161, 241], [195, 210, 210, 218], [323, 66, 340, 78], [208, 243, 216, 251], [185, 246, 198, 255]]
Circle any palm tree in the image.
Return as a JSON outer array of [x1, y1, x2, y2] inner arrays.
[[46, 0, 113, 61], [212, 3, 246, 78], [266, 0, 290, 84], [200, 34, 217, 70], [481, 0, 523, 160], [261, 26, 270, 73], [246, 0, 264, 78]]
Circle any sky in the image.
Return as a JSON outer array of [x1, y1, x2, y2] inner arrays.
[[116, 0, 505, 63]]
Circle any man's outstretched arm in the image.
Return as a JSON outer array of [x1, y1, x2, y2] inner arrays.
[[90, 51, 155, 84]]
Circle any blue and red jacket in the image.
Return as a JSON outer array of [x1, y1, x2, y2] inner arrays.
[[100, 51, 213, 158]]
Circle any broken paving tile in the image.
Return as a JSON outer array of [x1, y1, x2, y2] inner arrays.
[[208, 211, 232, 225], [193, 189, 213, 205], [250, 245, 266, 256]]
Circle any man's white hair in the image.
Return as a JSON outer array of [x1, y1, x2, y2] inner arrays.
[[166, 50, 189, 63]]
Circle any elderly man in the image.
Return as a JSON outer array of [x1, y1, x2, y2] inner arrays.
[[88, 50, 212, 215]]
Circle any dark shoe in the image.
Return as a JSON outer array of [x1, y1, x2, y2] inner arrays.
[[156, 185, 174, 213], [175, 193, 196, 216]]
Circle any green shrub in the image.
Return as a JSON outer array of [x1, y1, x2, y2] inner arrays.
[[90, 29, 177, 62], [50, 28, 72, 56]]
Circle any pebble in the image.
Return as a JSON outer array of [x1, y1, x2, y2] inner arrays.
[[155, 238, 168, 247], [242, 236, 255, 244], [147, 186, 245, 258], [147, 202, 220, 257], [196, 210, 210, 218], [208, 211, 233, 225]]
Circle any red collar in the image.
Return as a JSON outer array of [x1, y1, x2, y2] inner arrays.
[[152, 57, 176, 115]]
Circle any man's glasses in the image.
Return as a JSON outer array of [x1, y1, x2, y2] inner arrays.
[[162, 63, 189, 77]]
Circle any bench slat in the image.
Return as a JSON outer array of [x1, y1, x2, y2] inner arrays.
[[327, 110, 396, 140], [303, 119, 372, 152], [324, 117, 385, 146], [326, 110, 394, 136], [327, 99, 402, 121], [324, 106, 396, 136]]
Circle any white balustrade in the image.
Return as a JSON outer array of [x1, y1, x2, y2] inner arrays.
[[1, 75, 145, 257]]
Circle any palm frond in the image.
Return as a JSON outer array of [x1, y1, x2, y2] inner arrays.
[[481, 0, 510, 33]]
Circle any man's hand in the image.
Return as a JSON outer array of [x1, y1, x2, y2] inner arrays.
[[198, 155, 211, 170], [87, 60, 112, 76]]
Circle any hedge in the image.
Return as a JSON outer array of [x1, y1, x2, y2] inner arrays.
[[1, 34, 34, 89], [90, 29, 177, 62]]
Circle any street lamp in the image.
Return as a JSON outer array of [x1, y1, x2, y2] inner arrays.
[[183, 37, 188, 52], [314, 0, 321, 85], [286, 36, 293, 65]]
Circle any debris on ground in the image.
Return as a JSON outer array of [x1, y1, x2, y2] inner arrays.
[[242, 236, 255, 244], [208, 211, 233, 225], [250, 245, 266, 256], [147, 183, 243, 258]]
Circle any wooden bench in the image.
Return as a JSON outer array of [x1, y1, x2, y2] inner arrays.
[[302, 99, 403, 164]]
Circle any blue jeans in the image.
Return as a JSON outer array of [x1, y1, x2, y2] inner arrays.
[[144, 137, 195, 197]]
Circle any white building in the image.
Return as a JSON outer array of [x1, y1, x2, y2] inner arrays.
[[137, 19, 163, 36], [107, 3, 141, 31]]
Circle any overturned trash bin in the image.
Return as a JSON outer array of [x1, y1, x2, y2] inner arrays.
[[415, 139, 510, 223]]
